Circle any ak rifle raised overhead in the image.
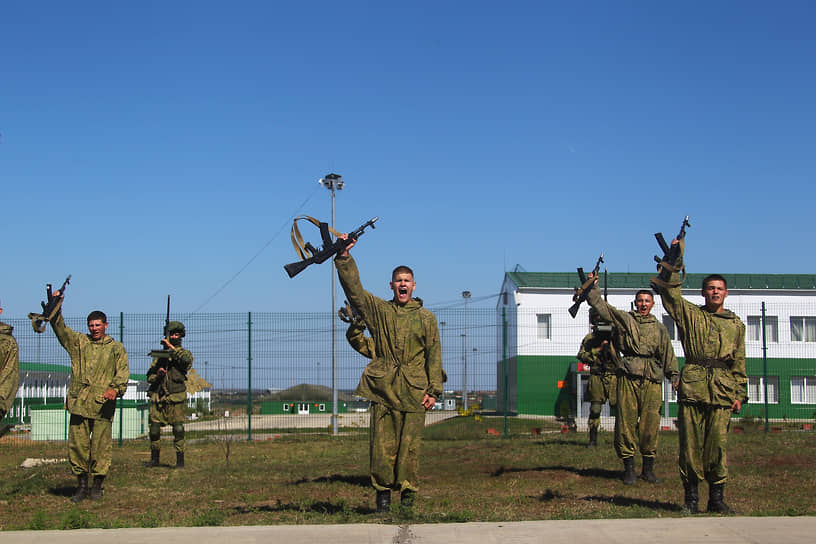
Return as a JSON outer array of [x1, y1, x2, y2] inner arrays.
[[284, 216, 379, 278], [568, 253, 604, 318]]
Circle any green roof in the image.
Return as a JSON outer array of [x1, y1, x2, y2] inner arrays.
[[19, 362, 70, 373], [506, 272, 816, 290]]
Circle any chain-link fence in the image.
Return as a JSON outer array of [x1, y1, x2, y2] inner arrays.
[[2, 299, 815, 445]]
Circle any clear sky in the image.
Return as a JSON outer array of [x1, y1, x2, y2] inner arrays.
[[2, 1, 814, 318]]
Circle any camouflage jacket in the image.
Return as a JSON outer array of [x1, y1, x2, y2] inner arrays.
[[336, 255, 444, 412], [0, 321, 19, 417], [577, 332, 618, 375], [587, 286, 678, 383], [51, 313, 130, 420], [147, 346, 193, 403], [657, 244, 747, 407], [346, 323, 375, 359]]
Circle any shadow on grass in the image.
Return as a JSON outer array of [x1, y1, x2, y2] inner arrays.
[[231, 499, 373, 515], [537, 439, 590, 447], [582, 494, 682, 511], [492, 464, 621, 480], [49, 484, 76, 498], [291, 473, 370, 488]]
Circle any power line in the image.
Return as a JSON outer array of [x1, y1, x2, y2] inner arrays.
[[192, 186, 321, 313]]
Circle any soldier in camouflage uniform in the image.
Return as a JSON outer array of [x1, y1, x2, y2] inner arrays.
[[335, 236, 444, 514], [50, 294, 129, 503], [0, 299, 20, 422], [653, 239, 746, 515], [144, 321, 193, 469], [587, 275, 678, 485], [577, 308, 618, 447]]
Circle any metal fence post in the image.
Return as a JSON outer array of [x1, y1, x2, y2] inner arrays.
[[762, 301, 769, 433], [119, 311, 124, 446], [503, 307, 509, 438], [247, 311, 252, 442]]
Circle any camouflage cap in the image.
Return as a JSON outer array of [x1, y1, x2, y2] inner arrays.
[[167, 321, 186, 337]]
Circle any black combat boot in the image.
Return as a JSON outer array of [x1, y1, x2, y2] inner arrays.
[[622, 457, 637, 485], [400, 489, 416, 514], [89, 475, 105, 501], [376, 490, 391, 513], [707, 483, 736, 514], [587, 426, 598, 447], [71, 474, 89, 503], [640, 456, 661, 484], [682, 480, 699, 514], [175, 451, 185, 469], [144, 448, 160, 468]]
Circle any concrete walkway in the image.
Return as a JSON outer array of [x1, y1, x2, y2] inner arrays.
[[2, 517, 814, 544]]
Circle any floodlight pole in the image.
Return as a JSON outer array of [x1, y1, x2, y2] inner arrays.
[[320, 173, 344, 436], [462, 290, 471, 411]]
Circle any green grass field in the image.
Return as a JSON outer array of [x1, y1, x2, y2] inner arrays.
[[1, 416, 814, 530]]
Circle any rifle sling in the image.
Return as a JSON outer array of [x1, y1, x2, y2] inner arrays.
[[290, 215, 342, 261]]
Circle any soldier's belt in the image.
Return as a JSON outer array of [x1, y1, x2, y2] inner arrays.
[[686, 358, 731, 369]]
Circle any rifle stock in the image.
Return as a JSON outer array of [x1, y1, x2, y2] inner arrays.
[[28, 275, 71, 333]]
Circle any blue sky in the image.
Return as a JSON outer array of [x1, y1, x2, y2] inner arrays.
[[2, 1, 815, 317]]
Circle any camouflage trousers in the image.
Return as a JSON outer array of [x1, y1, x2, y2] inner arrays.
[[68, 414, 113, 476], [615, 375, 663, 459], [678, 402, 732, 485], [587, 372, 617, 430], [149, 400, 187, 452], [369, 403, 425, 492]]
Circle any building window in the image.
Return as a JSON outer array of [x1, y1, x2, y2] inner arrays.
[[791, 376, 816, 404], [318, 403, 326, 412], [747, 315, 778, 343], [662, 379, 677, 403], [536, 314, 551, 340], [748, 376, 779, 404], [662, 315, 677, 341], [283, 403, 290, 412], [790, 317, 816, 342]]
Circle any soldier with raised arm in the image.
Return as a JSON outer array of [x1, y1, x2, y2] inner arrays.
[[334, 235, 444, 514], [49, 292, 129, 502], [586, 274, 678, 485], [652, 238, 746, 514]]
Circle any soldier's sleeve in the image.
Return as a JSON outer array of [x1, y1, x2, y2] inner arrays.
[[335, 255, 378, 326], [577, 336, 598, 365], [0, 338, 19, 416], [346, 324, 374, 359], [110, 344, 130, 397], [172, 347, 194, 372], [50, 311, 81, 359], [423, 311, 443, 399], [731, 320, 748, 404], [659, 325, 679, 378], [658, 246, 699, 342], [586, 284, 630, 331]]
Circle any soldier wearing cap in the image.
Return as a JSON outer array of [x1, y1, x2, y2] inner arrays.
[[577, 308, 619, 447], [144, 321, 193, 469], [49, 293, 129, 502], [0, 298, 20, 423]]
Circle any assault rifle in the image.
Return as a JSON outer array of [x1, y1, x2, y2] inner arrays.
[[568, 253, 604, 318], [284, 216, 379, 278], [28, 275, 71, 333], [651, 216, 691, 292], [147, 295, 172, 396], [654, 215, 691, 268]]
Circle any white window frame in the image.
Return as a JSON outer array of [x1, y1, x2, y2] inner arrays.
[[748, 376, 779, 404], [790, 316, 816, 342], [791, 376, 816, 404], [747, 315, 778, 343], [536, 313, 551, 341]]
